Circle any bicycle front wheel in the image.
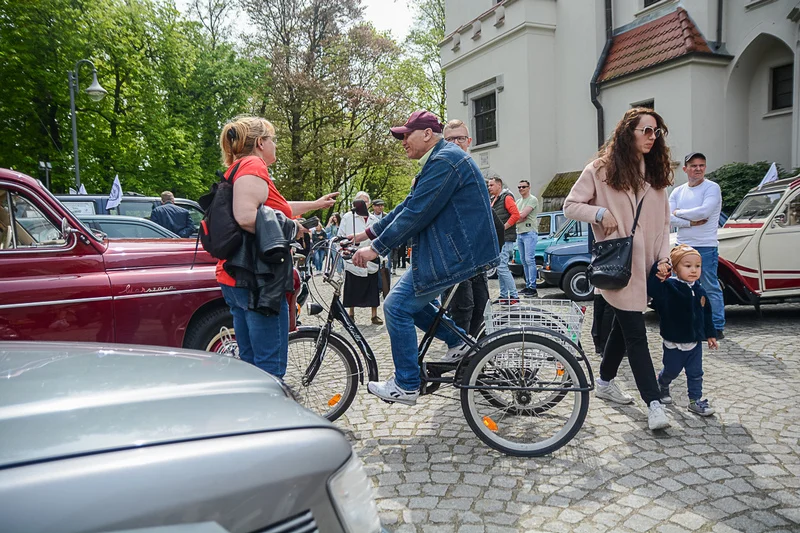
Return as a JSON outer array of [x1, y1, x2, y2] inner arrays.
[[460, 332, 589, 457], [285, 328, 359, 421]]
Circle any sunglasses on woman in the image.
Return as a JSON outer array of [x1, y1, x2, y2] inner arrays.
[[634, 126, 664, 138]]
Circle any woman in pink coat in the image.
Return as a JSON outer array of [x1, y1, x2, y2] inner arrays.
[[564, 107, 674, 431]]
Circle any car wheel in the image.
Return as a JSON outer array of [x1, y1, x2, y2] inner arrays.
[[561, 265, 593, 301], [535, 259, 551, 288], [184, 306, 235, 353]]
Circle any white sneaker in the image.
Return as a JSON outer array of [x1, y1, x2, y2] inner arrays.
[[648, 400, 670, 430], [439, 341, 471, 362], [367, 376, 420, 405], [595, 379, 634, 404]]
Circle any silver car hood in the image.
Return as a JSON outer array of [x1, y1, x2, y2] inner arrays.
[[0, 342, 333, 469]]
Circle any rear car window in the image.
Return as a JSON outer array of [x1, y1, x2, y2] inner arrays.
[[61, 201, 97, 216], [119, 200, 157, 219]]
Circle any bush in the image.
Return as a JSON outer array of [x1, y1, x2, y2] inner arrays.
[[707, 162, 800, 214]]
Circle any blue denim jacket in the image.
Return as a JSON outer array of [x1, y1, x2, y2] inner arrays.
[[369, 139, 500, 296]]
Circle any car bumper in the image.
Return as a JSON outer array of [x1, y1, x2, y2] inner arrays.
[[542, 271, 562, 286]]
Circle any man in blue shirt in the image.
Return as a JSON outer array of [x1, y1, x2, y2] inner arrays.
[[150, 191, 195, 238], [351, 110, 500, 405]]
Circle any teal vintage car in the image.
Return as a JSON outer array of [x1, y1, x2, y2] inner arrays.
[[512, 213, 588, 287]]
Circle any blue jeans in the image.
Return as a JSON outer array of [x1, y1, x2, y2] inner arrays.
[[383, 269, 466, 390], [695, 246, 725, 331], [312, 248, 325, 272], [220, 284, 289, 378], [497, 241, 518, 299], [516, 232, 538, 290], [659, 344, 703, 401]]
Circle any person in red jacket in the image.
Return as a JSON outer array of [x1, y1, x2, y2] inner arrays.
[[487, 175, 520, 301]]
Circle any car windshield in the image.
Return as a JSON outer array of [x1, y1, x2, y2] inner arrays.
[[729, 192, 783, 222], [553, 219, 574, 240]]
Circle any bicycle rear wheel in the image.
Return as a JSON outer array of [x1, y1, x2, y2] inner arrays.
[[460, 332, 589, 457], [285, 328, 359, 421]]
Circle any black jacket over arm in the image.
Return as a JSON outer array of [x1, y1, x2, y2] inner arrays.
[[224, 206, 297, 315]]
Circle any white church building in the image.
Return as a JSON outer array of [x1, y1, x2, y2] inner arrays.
[[440, 0, 800, 201]]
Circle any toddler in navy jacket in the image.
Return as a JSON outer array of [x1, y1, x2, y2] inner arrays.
[[647, 244, 719, 417]]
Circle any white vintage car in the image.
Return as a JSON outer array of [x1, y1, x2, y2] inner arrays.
[[716, 176, 800, 310]]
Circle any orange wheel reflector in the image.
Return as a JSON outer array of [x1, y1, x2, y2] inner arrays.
[[328, 394, 342, 407], [482, 416, 498, 432], [556, 363, 565, 376]]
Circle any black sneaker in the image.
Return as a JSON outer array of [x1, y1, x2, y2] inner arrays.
[[521, 288, 539, 297], [716, 329, 725, 340]]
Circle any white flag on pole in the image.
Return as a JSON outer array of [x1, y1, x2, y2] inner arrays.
[[69, 187, 77, 194], [78, 184, 87, 195], [758, 162, 779, 190], [107, 175, 123, 210]]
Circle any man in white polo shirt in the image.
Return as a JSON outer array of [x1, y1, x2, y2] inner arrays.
[[670, 152, 725, 339]]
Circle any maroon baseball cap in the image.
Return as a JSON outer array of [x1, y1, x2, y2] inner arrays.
[[390, 110, 443, 140]]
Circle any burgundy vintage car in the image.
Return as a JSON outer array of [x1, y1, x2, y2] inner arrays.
[[0, 168, 241, 351]]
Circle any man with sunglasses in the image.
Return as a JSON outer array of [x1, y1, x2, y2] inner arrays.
[[515, 180, 540, 296], [438, 119, 504, 339], [669, 152, 726, 339]]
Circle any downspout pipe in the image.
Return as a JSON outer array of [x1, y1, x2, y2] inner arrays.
[[590, 0, 613, 149], [715, 0, 723, 50]]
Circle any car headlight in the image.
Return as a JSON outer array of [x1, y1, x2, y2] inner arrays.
[[328, 453, 382, 533]]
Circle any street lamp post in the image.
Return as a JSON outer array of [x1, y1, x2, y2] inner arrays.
[[68, 58, 107, 189]]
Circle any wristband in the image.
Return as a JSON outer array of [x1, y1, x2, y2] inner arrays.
[[595, 207, 607, 223]]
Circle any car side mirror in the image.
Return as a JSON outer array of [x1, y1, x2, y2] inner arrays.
[[61, 217, 80, 237], [773, 212, 787, 226]]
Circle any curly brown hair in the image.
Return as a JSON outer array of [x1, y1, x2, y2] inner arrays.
[[596, 107, 673, 192]]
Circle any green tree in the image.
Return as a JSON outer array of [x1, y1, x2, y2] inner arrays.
[[239, 0, 418, 217], [400, 0, 446, 119], [0, 0, 259, 199]]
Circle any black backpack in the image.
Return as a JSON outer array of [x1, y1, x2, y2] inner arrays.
[[197, 161, 243, 260]]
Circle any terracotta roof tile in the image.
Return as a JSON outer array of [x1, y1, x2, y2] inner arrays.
[[598, 8, 713, 83]]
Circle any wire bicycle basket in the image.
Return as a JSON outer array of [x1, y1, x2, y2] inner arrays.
[[483, 298, 586, 345]]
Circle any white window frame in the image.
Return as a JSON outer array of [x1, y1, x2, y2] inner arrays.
[[462, 76, 503, 149]]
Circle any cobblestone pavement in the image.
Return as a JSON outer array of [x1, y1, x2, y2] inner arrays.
[[298, 268, 800, 532]]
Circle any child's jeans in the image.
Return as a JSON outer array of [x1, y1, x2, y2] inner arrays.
[[658, 343, 704, 401]]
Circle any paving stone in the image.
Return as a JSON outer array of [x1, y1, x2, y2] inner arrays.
[[669, 511, 707, 530], [308, 282, 800, 533]]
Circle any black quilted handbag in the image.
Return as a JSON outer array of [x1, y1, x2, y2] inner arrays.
[[587, 197, 644, 290]]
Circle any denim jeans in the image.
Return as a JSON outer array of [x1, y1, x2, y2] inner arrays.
[[516, 231, 538, 290], [694, 246, 725, 331], [220, 284, 289, 378], [383, 269, 467, 391], [659, 344, 704, 401], [312, 248, 325, 272], [497, 241, 518, 299]]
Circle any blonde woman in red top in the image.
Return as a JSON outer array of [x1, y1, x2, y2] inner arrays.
[[217, 115, 338, 378]]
